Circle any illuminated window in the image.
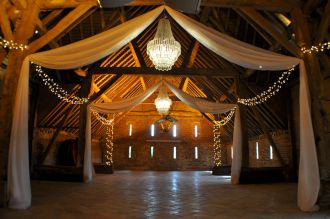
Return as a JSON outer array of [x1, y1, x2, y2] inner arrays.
[[128, 146, 132, 159], [231, 146, 233, 159], [270, 145, 273, 160], [194, 125, 198, 137], [194, 146, 198, 159], [173, 124, 177, 137], [256, 142, 259, 160], [173, 146, 176, 159], [151, 146, 154, 158], [151, 124, 155, 137], [129, 124, 132, 136]]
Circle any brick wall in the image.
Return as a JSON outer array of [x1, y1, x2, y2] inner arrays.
[[104, 103, 217, 170], [248, 130, 292, 167]]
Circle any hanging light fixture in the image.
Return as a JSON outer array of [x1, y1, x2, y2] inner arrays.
[[147, 18, 181, 71], [154, 85, 172, 115]]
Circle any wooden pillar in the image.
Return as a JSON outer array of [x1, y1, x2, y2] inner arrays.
[[77, 74, 92, 166], [237, 80, 249, 167], [0, 1, 40, 205], [291, 7, 330, 207]]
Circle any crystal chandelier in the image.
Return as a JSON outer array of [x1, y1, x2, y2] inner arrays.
[[154, 85, 172, 115], [147, 18, 181, 71]]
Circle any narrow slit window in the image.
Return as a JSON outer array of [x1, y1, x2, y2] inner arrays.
[[194, 146, 198, 159], [151, 124, 155, 137], [231, 146, 233, 159], [151, 146, 154, 158], [256, 142, 259, 160], [173, 146, 177, 159], [270, 145, 273, 160], [128, 146, 132, 159], [194, 125, 198, 137], [129, 124, 132, 136], [173, 124, 177, 137]]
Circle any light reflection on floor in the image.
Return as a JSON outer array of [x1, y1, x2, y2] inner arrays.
[[0, 171, 328, 219]]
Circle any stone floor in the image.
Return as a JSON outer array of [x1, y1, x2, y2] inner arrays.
[[0, 171, 329, 219]]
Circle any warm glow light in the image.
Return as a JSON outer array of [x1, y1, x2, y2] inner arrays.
[[155, 86, 172, 115], [173, 124, 177, 137], [151, 146, 154, 158], [147, 18, 181, 71], [256, 142, 259, 160], [270, 145, 273, 160], [128, 146, 132, 159], [195, 146, 198, 159], [129, 124, 132, 136], [151, 124, 155, 137], [173, 146, 177, 159], [194, 125, 198, 137]]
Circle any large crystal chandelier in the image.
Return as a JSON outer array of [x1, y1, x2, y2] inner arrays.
[[154, 85, 172, 115], [147, 18, 181, 71]]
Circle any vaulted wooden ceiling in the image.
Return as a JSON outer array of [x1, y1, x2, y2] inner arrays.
[[18, 0, 328, 141]]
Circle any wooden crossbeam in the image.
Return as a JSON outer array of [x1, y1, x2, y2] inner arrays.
[[201, 0, 295, 12], [0, 1, 14, 40], [126, 0, 295, 12], [27, 3, 96, 53], [239, 7, 300, 56], [89, 74, 123, 103], [38, 0, 99, 9], [91, 67, 238, 77], [314, 0, 330, 44]]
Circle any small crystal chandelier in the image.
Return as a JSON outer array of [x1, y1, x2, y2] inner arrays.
[[147, 18, 181, 71], [155, 85, 172, 115]]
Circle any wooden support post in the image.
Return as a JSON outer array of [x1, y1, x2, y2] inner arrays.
[[77, 73, 92, 165], [237, 81, 249, 167]]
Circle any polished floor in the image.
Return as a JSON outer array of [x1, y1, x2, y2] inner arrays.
[[0, 171, 329, 219]]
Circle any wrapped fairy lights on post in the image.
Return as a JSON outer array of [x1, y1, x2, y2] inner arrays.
[[92, 111, 114, 166], [213, 107, 236, 167]]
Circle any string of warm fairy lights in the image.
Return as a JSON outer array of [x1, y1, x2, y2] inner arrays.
[[0, 37, 28, 51], [105, 122, 114, 166], [301, 42, 330, 54], [36, 65, 89, 104], [214, 107, 236, 126], [92, 111, 114, 166], [92, 110, 114, 126], [213, 122, 222, 167], [212, 107, 236, 167], [237, 66, 295, 106]]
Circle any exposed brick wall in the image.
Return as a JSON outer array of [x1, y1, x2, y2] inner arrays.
[[106, 105, 217, 170], [248, 130, 292, 168]]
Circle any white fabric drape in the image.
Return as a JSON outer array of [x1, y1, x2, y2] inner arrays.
[[231, 107, 242, 184], [164, 81, 236, 113], [298, 61, 320, 211], [165, 6, 319, 211], [83, 82, 162, 180], [8, 6, 164, 209], [7, 58, 31, 209], [9, 5, 319, 212]]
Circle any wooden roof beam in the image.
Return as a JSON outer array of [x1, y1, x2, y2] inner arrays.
[[0, 0, 14, 40], [126, 0, 295, 12], [27, 3, 97, 53], [239, 7, 300, 57], [201, 0, 295, 12], [314, 0, 330, 44], [38, 0, 99, 9], [91, 67, 238, 78]]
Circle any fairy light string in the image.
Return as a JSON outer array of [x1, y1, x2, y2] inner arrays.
[[0, 37, 28, 51], [238, 66, 295, 106], [213, 107, 236, 167], [36, 65, 89, 105], [92, 110, 114, 166], [301, 42, 330, 54]]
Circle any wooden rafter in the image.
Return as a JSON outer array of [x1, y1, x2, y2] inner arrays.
[[0, 0, 14, 40], [91, 66, 238, 77], [38, 0, 98, 9], [27, 3, 97, 53], [239, 7, 300, 56], [314, 0, 330, 44]]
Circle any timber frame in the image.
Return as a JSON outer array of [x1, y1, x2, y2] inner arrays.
[[0, 0, 329, 208]]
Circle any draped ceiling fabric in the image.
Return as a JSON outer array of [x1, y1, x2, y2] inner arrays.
[[9, 5, 318, 212], [85, 81, 238, 182]]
